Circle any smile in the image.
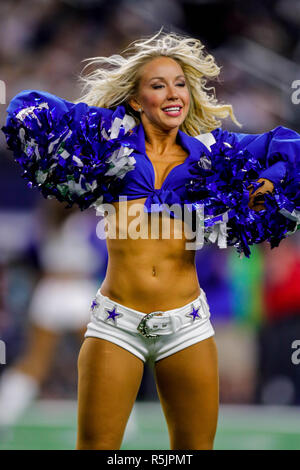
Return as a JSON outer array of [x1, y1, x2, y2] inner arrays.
[[162, 106, 182, 116]]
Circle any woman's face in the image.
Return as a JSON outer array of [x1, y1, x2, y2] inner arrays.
[[131, 56, 190, 132]]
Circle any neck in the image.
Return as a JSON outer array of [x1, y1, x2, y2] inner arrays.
[[142, 119, 179, 155]]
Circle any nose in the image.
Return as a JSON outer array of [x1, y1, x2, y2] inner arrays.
[[166, 84, 179, 100]]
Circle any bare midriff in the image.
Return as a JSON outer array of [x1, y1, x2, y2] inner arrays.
[[99, 197, 201, 314]]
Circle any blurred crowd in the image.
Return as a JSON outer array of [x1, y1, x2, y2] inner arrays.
[[0, 0, 300, 416]]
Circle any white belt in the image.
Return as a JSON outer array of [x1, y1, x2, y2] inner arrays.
[[90, 289, 211, 337]]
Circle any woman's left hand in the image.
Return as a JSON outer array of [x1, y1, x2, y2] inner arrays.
[[247, 178, 275, 212]]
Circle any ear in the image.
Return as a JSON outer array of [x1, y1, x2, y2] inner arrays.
[[128, 96, 141, 113]]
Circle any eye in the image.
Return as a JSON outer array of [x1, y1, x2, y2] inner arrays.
[[151, 82, 186, 89]]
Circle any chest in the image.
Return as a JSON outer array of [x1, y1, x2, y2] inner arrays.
[[146, 148, 189, 190]]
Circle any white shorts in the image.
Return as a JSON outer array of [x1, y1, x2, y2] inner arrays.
[[28, 278, 99, 332], [84, 288, 215, 365]]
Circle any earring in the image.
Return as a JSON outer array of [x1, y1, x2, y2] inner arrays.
[[138, 107, 142, 112]]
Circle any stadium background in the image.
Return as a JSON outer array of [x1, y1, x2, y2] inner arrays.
[[0, 0, 300, 450]]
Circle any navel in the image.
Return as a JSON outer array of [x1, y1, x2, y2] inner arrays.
[[152, 266, 157, 277]]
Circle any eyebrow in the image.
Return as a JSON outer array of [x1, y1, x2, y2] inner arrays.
[[149, 75, 185, 82]]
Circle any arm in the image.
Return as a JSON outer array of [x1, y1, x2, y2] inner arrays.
[[1, 89, 136, 210], [190, 125, 300, 256], [212, 125, 300, 183], [212, 125, 300, 214], [230, 126, 300, 212]]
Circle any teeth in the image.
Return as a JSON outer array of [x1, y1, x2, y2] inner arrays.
[[163, 107, 181, 111]]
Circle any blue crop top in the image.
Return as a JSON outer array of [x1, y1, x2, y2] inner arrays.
[[2, 89, 300, 257]]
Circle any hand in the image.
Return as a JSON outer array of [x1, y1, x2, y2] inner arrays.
[[247, 178, 274, 212]]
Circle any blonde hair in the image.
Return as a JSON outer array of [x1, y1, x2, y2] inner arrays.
[[74, 29, 242, 135]]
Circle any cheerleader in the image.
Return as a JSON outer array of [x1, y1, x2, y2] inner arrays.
[[2, 30, 299, 450]]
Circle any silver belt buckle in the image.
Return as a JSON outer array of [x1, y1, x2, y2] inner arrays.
[[137, 311, 164, 338]]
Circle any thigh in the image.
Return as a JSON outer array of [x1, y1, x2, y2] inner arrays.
[[154, 336, 219, 450], [76, 337, 144, 450]]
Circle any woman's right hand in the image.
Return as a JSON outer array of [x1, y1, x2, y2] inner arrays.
[[247, 178, 274, 212]]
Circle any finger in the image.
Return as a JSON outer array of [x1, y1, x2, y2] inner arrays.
[[249, 195, 264, 206], [248, 195, 265, 206], [253, 204, 265, 212], [248, 202, 265, 211]]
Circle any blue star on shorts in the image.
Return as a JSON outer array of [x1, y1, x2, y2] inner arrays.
[[185, 305, 202, 322], [104, 306, 123, 325], [90, 298, 98, 311]]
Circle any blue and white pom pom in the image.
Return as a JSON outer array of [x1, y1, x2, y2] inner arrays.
[[1, 96, 136, 210], [186, 136, 299, 257]]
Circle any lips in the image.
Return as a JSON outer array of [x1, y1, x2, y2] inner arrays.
[[162, 105, 182, 117]]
